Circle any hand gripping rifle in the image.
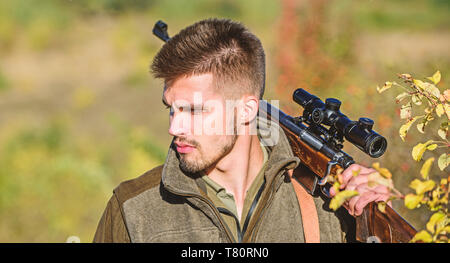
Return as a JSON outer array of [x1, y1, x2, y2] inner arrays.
[[152, 20, 417, 243]]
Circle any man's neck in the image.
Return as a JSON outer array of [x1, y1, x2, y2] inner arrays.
[[204, 134, 264, 220]]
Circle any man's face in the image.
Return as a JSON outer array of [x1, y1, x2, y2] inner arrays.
[[162, 73, 238, 174]]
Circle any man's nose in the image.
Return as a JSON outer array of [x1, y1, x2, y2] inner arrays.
[[168, 112, 191, 137]]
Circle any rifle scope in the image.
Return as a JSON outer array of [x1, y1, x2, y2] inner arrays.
[[293, 88, 387, 158]]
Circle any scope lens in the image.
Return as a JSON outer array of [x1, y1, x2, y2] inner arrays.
[[367, 136, 387, 158]]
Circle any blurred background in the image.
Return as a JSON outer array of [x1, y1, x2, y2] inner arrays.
[[0, 0, 448, 242]]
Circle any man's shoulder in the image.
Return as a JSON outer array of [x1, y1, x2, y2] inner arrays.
[[113, 165, 164, 206]]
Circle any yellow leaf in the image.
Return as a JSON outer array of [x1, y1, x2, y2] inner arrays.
[[427, 70, 441, 85], [411, 143, 426, 161], [411, 140, 433, 161], [426, 144, 437, 151], [399, 116, 421, 141], [409, 179, 435, 195], [413, 79, 425, 90], [426, 211, 446, 234], [404, 193, 422, 209], [329, 190, 359, 211], [371, 162, 392, 179], [332, 181, 340, 194], [368, 172, 393, 188], [377, 202, 386, 213], [412, 94, 422, 105], [438, 153, 449, 171], [437, 126, 447, 140], [417, 122, 425, 134], [435, 104, 444, 117], [376, 82, 393, 93], [415, 79, 440, 97], [423, 82, 441, 98], [420, 157, 434, 180], [395, 92, 409, 103], [410, 230, 433, 243], [400, 102, 412, 119]]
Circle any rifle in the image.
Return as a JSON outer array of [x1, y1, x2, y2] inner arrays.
[[259, 90, 417, 243], [152, 20, 417, 243]]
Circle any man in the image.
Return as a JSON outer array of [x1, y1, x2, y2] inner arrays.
[[93, 18, 390, 243]]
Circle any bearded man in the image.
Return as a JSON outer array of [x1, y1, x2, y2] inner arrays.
[[93, 18, 390, 243]]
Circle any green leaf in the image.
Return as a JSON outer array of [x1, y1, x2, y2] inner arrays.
[[426, 211, 446, 234], [409, 179, 436, 195], [427, 70, 441, 85], [404, 193, 423, 209], [329, 190, 359, 211], [420, 157, 434, 180], [437, 153, 449, 171], [410, 230, 433, 243]]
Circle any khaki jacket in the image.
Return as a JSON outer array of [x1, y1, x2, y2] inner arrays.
[[93, 121, 356, 243]]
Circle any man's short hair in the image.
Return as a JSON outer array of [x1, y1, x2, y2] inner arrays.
[[151, 18, 266, 99]]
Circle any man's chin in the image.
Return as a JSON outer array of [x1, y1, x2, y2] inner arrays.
[[179, 162, 205, 174], [178, 155, 207, 174]]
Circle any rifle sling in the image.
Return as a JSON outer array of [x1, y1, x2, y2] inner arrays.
[[289, 170, 320, 243]]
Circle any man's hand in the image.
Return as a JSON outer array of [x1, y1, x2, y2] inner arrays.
[[329, 163, 392, 216]]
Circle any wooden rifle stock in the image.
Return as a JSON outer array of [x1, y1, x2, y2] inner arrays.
[[260, 100, 417, 242]]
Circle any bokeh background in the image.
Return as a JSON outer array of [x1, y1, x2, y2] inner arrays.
[[0, 0, 448, 242]]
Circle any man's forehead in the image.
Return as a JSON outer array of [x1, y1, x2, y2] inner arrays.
[[162, 73, 221, 103]]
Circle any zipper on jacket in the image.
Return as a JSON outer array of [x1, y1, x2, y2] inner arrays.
[[164, 186, 237, 243], [217, 207, 243, 242], [248, 173, 285, 242], [216, 179, 266, 243]]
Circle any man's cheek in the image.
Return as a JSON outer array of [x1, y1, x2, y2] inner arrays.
[[203, 112, 225, 136]]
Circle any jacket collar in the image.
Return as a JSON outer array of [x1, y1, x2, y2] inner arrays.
[[161, 116, 300, 196]]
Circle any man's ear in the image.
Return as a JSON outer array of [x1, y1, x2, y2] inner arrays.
[[240, 95, 259, 124]]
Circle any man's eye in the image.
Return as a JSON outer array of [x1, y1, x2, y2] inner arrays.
[[192, 109, 202, 115], [192, 106, 209, 115]]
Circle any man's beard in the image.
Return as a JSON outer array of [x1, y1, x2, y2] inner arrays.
[[177, 135, 237, 174]]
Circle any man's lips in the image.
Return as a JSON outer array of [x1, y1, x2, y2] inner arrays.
[[174, 142, 195, 153]]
